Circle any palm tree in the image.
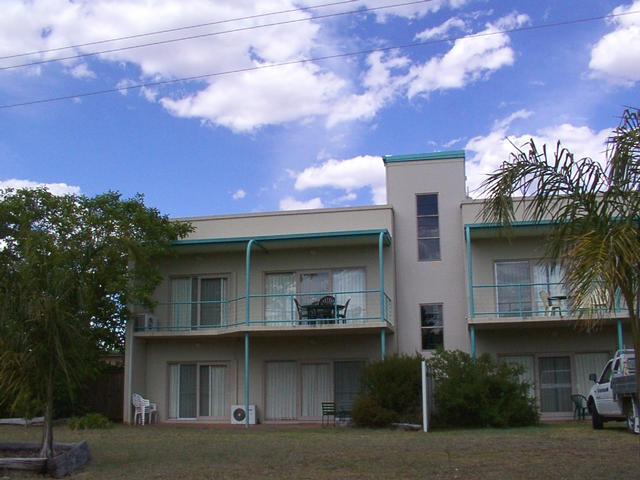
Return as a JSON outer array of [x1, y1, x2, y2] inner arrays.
[[479, 107, 640, 431]]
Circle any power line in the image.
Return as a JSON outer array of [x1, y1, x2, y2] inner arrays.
[[1, 0, 433, 71], [0, 0, 361, 61], [2, 9, 638, 110]]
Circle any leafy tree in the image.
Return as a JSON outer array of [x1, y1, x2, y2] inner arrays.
[[427, 349, 538, 428], [0, 189, 191, 458], [351, 354, 423, 427], [479, 107, 640, 426]]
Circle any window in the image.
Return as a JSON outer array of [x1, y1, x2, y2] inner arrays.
[[495, 261, 531, 316], [420, 304, 443, 350], [495, 260, 566, 316], [265, 268, 366, 321], [538, 356, 572, 412], [171, 277, 227, 328], [334, 361, 364, 413], [417, 194, 440, 261], [169, 363, 227, 419]]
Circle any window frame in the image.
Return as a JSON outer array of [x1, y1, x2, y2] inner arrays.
[[416, 193, 441, 262], [420, 303, 443, 350], [170, 274, 229, 328], [168, 361, 229, 420]]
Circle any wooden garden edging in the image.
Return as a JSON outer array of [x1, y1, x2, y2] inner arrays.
[[0, 441, 90, 477]]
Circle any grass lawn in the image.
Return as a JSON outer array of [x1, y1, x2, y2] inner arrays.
[[1, 422, 639, 479]]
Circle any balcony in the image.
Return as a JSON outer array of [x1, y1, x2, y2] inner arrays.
[[133, 289, 393, 336], [469, 282, 628, 325]]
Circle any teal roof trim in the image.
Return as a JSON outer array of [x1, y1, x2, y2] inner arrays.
[[172, 229, 392, 248], [382, 150, 465, 163], [465, 219, 554, 230]]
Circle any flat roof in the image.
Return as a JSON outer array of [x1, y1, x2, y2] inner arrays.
[[172, 228, 392, 248], [382, 150, 465, 163]]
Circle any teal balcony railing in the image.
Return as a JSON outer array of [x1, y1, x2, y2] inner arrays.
[[470, 282, 627, 318], [133, 289, 392, 332]]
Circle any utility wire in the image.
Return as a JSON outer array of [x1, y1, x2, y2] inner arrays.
[[2, 9, 638, 110], [0, 0, 361, 61], [0, 0, 433, 71]]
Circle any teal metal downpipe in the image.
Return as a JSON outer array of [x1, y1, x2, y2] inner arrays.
[[617, 320, 623, 351], [470, 325, 476, 359], [465, 226, 474, 317], [378, 232, 386, 359], [244, 239, 256, 429]]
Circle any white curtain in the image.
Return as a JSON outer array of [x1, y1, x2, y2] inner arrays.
[[199, 365, 227, 417], [574, 352, 609, 397], [265, 273, 296, 325], [500, 355, 535, 399], [533, 262, 565, 313], [168, 364, 179, 419], [171, 278, 192, 328], [266, 361, 297, 420], [301, 364, 331, 417], [332, 268, 365, 320], [495, 261, 531, 316]]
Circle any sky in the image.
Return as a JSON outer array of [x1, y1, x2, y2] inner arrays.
[[1, 0, 639, 218]]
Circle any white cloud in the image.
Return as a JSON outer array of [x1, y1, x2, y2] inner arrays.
[[279, 196, 324, 211], [407, 13, 529, 97], [465, 111, 612, 196], [589, 1, 640, 84], [415, 17, 467, 40], [369, 0, 470, 23], [293, 155, 386, 204], [232, 189, 246, 200], [0, 179, 81, 196], [161, 63, 347, 132], [69, 63, 96, 79]]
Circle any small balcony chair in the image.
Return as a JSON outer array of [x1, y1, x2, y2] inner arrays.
[[539, 290, 561, 316]]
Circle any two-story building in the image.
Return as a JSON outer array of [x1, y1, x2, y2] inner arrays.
[[123, 150, 633, 424]]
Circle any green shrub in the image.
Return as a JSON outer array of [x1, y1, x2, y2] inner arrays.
[[68, 412, 113, 430], [427, 349, 539, 428], [351, 354, 423, 427]]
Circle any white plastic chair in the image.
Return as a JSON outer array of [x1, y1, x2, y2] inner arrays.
[[132, 393, 146, 425], [539, 290, 561, 316], [132, 393, 158, 425]]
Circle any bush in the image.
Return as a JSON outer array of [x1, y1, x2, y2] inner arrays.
[[351, 354, 423, 427], [427, 349, 539, 428], [68, 413, 113, 430]]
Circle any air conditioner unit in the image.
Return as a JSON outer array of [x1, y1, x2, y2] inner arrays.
[[135, 313, 157, 330], [231, 404, 256, 425]]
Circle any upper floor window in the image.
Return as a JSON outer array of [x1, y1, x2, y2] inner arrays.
[[417, 194, 440, 261], [171, 276, 227, 328]]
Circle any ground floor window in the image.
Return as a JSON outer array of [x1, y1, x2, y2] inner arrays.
[[169, 363, 227, 419], [420, 304, 443, 350], [538, 356, 572, 413], [500, 355, 535, 399], [265, 360, 364, 421]]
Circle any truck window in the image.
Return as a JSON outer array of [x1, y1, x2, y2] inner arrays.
[[613, 359, 621, 374], [598, 361, 613, 384]]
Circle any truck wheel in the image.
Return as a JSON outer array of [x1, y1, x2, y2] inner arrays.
[[628, 399, 640, 434], [590, 401, 603, 430]]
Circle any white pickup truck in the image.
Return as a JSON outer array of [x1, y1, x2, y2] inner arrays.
[[587, 349, 639, 434]]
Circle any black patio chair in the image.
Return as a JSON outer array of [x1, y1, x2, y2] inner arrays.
[[322, 401, 336, 427]]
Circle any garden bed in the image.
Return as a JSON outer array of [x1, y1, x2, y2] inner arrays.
[[0, 441, 90, 477]]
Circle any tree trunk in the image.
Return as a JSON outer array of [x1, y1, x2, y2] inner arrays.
[[39, 369, 55, 459]]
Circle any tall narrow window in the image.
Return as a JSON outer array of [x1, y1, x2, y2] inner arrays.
[[538, 356, 572, 413], [417, 194, 440, 261], [171, 277, 227, 328], [420, 304, 443, 350]]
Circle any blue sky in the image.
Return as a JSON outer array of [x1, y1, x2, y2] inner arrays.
[[1, 0, 639, 218]]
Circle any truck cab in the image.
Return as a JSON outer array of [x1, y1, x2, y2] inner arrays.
[[587, 350, 638, 433]]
